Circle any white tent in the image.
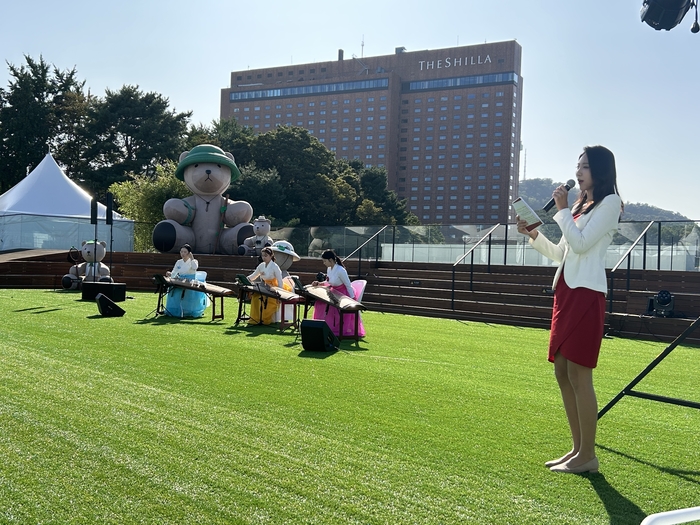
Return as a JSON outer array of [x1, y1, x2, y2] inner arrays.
[[0, 153, 134, 251]]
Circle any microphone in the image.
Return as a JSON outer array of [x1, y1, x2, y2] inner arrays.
[[543, 179, 576, 212]]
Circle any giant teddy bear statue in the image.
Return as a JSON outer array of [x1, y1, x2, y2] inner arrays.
[[152, 144, 254, 254]]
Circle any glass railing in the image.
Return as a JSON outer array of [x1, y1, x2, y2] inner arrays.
[[129, 220, 700, 271]]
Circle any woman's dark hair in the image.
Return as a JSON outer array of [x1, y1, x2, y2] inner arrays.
[[572, 145, 623, 215], [261, 247, 275, 261], [181, 244, 192, 253], [321, 249, 345, 268]]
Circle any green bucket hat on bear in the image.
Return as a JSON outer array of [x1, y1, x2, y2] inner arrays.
[[174, 144, 242, 182]]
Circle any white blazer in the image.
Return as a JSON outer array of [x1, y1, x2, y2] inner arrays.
[[530, 193, 621, 294]]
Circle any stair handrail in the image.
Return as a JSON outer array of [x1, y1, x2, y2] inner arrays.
[[451, 223, 501, 308], [608, 220, 655, 314], [342, 225, 389, 277]]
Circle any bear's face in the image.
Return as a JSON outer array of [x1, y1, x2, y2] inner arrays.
[[253, 219, 271, 236], [81, 241, 106, 263], [183, 162, 231, 197]]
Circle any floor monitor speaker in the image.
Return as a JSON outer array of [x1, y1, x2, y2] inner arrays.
[[96, 293, 126, 317], [300, 320, 339, 352]]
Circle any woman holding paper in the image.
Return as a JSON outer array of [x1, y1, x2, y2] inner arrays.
[[516, 145, 622, 474]]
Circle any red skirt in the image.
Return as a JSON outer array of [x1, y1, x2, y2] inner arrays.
[[549, 275, 606, 368]]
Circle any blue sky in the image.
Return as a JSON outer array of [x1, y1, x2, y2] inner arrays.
[[1, 0, 698, 219]]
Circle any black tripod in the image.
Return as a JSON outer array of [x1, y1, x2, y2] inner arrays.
[[598, 315, 700, 419]]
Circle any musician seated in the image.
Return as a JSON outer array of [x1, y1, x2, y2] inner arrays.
[[311, 249, 366, 337], [164, 244, 208, 318], [247, 247, 287, 325]]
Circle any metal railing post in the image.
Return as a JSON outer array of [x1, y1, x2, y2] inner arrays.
[[657, 222, 662, 270]]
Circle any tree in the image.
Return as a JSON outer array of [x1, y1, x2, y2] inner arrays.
[[83, 85, 191, 198], [0, 55, 87, 193], [183, 117, 254, 168], [230, 162, 285, 221], [211, 117, 254, 167], [108, 161, 189, 252], [249, 126, 340, 224], [345, 161, 418, 226]]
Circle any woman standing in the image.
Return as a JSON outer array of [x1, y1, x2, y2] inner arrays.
[[165, 244, 207, 317], [247, 247, 283, 325], [312, 249, 365, 337], [517, 145, 622, 474]]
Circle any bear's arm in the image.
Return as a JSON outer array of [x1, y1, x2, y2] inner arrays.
[[164, 197, 196, 225], [224, 199, 253, 227]]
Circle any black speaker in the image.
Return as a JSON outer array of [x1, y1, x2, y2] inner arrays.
[[301, 320, 339, 352], [106, 192, 113, 225], [82, 282, 126, 302], [96, 293, 126, 317], [90, 197, 98, 224]]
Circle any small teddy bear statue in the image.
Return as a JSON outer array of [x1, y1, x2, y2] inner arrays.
[[61, 240, 113, 289], [238, 215, 274, 256]]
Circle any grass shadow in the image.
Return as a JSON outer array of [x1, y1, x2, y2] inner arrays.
[[134, 315, 216, 325], [224, 323, 292, 338], [587, 473, 647, 525], [598, 444, 700, 484]]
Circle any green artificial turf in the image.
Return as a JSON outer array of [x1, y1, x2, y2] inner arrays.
[[0, 289, 698, 524]]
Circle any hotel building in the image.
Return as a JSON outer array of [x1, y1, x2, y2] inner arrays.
[[221, 40, 522, 224]]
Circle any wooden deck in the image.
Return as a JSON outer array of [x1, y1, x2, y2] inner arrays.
[[2, 249, 699, 344]]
